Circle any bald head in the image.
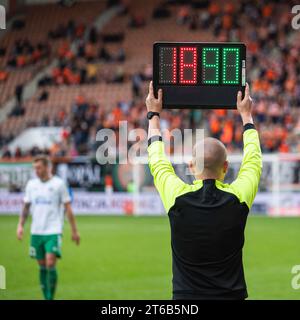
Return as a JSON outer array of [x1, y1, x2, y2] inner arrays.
[[192, 137, 228, 180]]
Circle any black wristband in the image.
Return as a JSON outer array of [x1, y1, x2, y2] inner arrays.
[[147, 111, 160, 120], [243, 123, 255, 132], [148, 135, 162, 147]]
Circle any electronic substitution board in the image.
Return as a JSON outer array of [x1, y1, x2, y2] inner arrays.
[[153, 42, 246, 109]]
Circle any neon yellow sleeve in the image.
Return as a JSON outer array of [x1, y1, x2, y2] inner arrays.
[[230, 128, 263, 209], [148, 140, 188, 213]]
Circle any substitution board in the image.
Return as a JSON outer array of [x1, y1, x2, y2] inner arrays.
[[153, 42, 246, 109]]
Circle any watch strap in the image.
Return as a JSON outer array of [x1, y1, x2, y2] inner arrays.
[[148, 135, 162, 146], [147, 111, 160, 119]]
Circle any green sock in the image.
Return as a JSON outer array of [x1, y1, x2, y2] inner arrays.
[[47, 267, 58, 300], [39, 266, 48, 300]]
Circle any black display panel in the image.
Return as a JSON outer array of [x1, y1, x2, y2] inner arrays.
[[153, 42, 246, 109]]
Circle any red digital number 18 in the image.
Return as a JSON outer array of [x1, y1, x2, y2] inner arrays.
[[179, 47, 197, 84]]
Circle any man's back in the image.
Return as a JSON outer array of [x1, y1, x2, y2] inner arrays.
[[169, 179, 249, 300], [148, 125, 262, 299]]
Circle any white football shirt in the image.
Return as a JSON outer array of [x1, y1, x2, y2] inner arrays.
[[24, 176, 71, 235]]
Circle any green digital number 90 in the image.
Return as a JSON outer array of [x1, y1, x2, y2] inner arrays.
[[202, 47, 240, 85]]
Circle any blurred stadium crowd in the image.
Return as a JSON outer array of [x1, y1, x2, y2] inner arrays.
[[0, 0, 299, 159]]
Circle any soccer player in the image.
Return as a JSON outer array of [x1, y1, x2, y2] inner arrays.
[[146, 82, 262, 300], [16, 155, 80, 300]]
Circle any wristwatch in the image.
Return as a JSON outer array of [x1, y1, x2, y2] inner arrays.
[[147, 111, 160, 120]]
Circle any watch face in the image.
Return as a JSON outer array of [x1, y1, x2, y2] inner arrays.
[[147, 112, 153, 119]]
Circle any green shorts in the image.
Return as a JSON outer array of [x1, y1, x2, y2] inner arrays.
[[30, 234, 62, 260]]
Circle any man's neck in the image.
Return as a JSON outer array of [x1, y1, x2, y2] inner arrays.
[[40, 175, 52, 182], [196, 174, 223, 181]]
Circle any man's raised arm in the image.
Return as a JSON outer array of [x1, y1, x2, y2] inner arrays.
[[146, 81, 186, 213], [230, 83, 263, 210]]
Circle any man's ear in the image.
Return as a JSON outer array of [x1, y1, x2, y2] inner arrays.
[[223, 160, 229, 173], [188, 160, 195, 175]]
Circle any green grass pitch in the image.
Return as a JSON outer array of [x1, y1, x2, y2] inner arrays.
[[0, 215, 299, 300]]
